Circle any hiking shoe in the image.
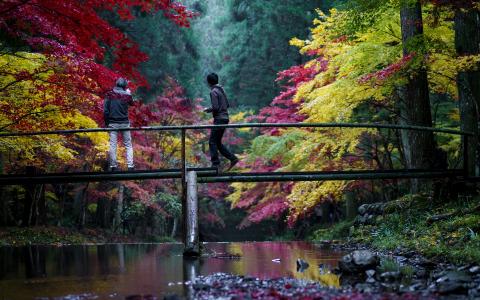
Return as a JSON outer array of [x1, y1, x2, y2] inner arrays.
[[227, 159, 239, 171]]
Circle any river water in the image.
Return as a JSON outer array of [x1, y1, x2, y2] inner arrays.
[[0, 242, 344, 299]]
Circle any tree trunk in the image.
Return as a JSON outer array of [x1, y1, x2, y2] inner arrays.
[[96, 198, 109, 229], [73, 183, 89, 229], [0, 152, 5, 225], [22, 166, 35, 226], [455, 8, 480, 177], [114, 183, 124, 233], [55, 184, 67, 227], [399, 0, 435, 192], [22, 166, 44, 226], [36, 185, 46, 226], [171, 217, 178, 238], [0, 151, 6, 225], [344, 191, 357, 220], [0, 189, 5, 226]]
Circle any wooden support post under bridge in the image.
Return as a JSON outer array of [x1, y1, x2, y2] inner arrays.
[[183, 171, 200, 256]]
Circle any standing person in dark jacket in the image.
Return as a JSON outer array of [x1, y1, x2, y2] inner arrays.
[[204, 73, 239, 170], [104, 78, 135, 171]]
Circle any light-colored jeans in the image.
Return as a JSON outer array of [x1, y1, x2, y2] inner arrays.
[[109, 123, 134, 168]]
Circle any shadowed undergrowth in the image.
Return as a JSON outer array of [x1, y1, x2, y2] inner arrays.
[[310, 195, 480, 264]]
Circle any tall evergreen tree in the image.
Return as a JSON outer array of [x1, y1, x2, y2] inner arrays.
[[453, 6, 480, 176], [398, 0, 435, 191], [189, 0, 328, 109]]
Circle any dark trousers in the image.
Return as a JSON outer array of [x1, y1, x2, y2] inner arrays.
[[209, 119, 237, 165]]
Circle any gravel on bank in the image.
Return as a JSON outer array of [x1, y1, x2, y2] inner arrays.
[[189, 273, 439, 300]]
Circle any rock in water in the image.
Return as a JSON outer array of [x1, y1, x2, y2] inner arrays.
[[296, 259, 309, 272]]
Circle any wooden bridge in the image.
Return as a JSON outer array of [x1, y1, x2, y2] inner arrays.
[[0, 123, 473, 255]]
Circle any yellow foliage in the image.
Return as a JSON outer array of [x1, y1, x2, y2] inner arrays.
[[230, 110, 254, 132], [288, 180, 348, 220], [0, 52, 107, 169], [230, 5, 463, 224]]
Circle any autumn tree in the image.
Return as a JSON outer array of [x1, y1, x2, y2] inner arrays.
[[230, 3, 465, 227], [0, 0, 194, 229], [431, 0, 480, 175]]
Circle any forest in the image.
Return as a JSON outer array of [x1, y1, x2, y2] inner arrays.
[[1, 0, 480, 264]]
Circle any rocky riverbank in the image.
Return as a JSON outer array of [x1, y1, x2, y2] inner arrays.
[[189, 272, 435, 299], [335, 248, 480, 298], [184, 248, 480, 299]]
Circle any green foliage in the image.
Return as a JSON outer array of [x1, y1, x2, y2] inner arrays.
[[309, 220, 354, 241], [378, 258, 400, 273], [87, 204, 98, 214], [189, 0, 329, 109], [378, 258, 415, 279], [361, 200, 480, 263], [102, 9, 202, 101], [144, 235, 177, 243], [247, 130, 306, 166], [229, 0, 469, 226], [0, 227, 89, 246], [309, 194, 480, 264], [123, 201, 146, 221], [155, 192, 181, 217], [266, 231, 297, 242]]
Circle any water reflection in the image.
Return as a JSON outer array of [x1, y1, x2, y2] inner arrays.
[[0, 242, 343, 299]]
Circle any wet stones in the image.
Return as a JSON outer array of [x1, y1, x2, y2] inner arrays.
[[337, 246, 480, 299], [191, 273, 435, 300], [469, 265, 480, 274], [432, 270, 472, 295], [338, 250, 379, 274], [379, 271, 402, 282], [356, 203, 386, 225]]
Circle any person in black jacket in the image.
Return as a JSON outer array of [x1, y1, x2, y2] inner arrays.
[[204, 73, 239, 170], [104, 78, 135, 171]]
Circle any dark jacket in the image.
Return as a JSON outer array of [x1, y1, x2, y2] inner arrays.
[[207, 85, 229, 120], [104, 87, 134, 124]]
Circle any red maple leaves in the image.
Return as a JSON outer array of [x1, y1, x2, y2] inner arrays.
[[0, 0, 194, 95], [359, 53, 415, 85], [234, 64, 320, 226], [252, 64, 318, 135]]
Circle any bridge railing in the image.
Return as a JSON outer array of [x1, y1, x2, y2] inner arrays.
[[0, 122, 474, 177], [0, 122, 474, 179]]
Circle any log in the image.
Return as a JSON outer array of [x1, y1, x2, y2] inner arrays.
[[426, 204, 480, 224]]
